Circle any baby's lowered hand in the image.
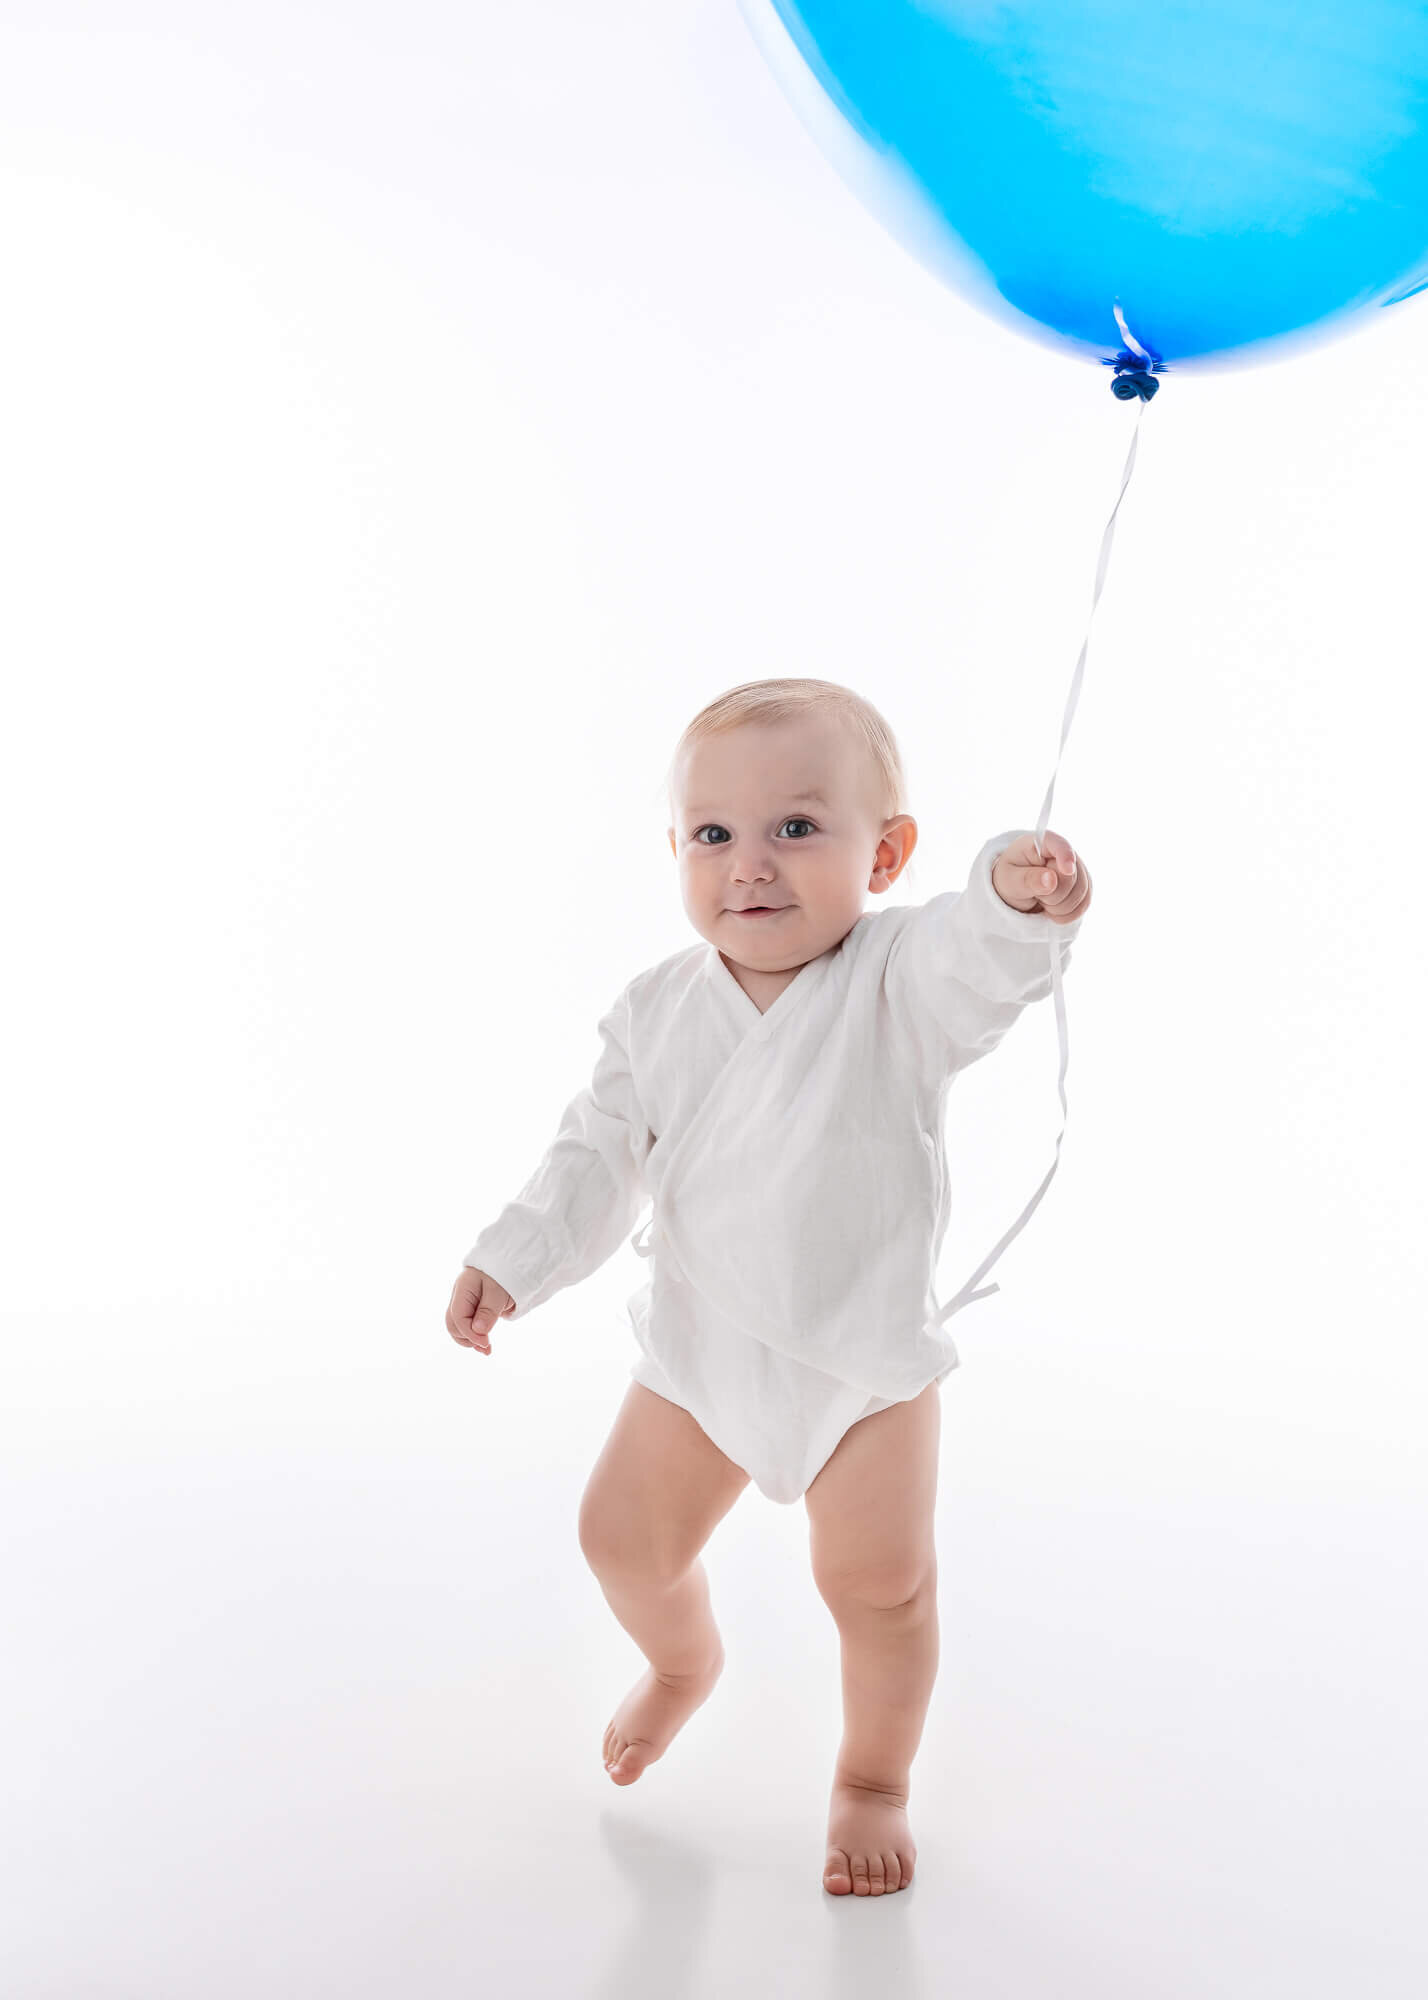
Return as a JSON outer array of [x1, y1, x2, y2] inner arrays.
[[446, 1266, 516, 1355], [991, 829, 1092, 925]]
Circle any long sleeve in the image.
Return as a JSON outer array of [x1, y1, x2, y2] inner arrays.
[[884, 829, 1086, 1082], [462, 985, 653, 1319]]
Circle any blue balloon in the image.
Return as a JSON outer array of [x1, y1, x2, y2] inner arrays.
[[742, 0, 1428, 373]]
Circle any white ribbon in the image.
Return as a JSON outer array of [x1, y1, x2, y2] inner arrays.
[[928, 395, 1150, 1330], [631, 397, 1150, 1336]]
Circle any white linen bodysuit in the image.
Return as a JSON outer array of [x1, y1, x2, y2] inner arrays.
[[464, 829, 1085, 1504]]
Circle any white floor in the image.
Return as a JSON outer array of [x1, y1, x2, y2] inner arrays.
[[3, 1310, 1425, 2000]]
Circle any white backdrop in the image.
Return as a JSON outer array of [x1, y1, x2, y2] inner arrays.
[[2, 5, 1425, 1996]]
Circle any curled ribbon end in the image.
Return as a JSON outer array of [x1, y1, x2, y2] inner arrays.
[[1110, 367, 1160, 402]]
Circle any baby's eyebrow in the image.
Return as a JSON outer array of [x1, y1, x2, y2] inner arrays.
[[685, 790, 828, 815]]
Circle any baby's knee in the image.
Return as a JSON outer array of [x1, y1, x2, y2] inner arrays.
[[577, 1495, 687, 1591], [813, 1550, 936, 1617], [576, 1489, 621, 1575]]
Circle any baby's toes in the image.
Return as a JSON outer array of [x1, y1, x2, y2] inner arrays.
[[882, 1850, 903, 1892], [823, 1848, 853, 1895], [607, 1740, 649, 1784]]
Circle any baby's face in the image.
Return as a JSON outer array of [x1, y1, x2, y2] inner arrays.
[[666, 717, 916, 970]]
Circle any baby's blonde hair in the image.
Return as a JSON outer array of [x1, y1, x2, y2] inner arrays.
[[663, 677, 909, 828]]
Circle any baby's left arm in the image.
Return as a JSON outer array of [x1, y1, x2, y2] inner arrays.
[[881, 827, 1091, 1083]]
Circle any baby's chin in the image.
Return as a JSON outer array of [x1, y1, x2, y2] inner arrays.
[[699, 904, 850, 961]]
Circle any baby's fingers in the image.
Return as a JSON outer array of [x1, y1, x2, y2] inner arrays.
[[446, 1313, 487, 1352], [446, 1270, 500, 1355], [447, 1317, 490, 1353]]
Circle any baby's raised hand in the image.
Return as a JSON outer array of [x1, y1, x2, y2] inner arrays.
[[991, 830, 1092, 924], [446, 1266, 516, 1355]]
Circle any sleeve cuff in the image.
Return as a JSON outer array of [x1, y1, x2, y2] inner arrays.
[[462, 1233, 539, 1318]]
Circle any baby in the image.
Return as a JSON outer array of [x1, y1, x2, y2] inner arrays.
[[446, 677, 1091, 1897]]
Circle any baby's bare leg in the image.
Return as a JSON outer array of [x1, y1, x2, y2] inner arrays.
[[805, 1379, 941, 1895], [578, 1380, 750, 1784]]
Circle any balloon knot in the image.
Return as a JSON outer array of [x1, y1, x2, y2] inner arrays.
[[1110, 366, 1160, 402], [1107, 348, 1163, 401]]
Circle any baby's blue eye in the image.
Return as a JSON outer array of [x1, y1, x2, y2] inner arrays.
[[692, 818, 816, 845]]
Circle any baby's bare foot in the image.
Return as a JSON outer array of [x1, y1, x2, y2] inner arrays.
[[823, 1778, 916, 1895], [601, 1649, 724, 1785]]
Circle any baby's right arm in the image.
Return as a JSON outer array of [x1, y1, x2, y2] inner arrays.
[[446, 982, 652, 1354], [446, 1265, 516, 1355]]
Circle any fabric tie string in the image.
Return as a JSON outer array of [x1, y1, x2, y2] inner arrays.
[[632, 1214, 686, 1283]]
